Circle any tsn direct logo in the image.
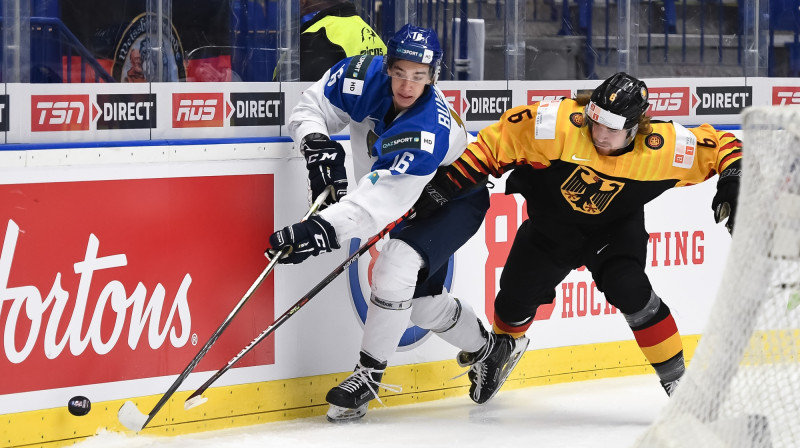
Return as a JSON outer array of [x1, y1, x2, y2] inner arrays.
[[773, 87, 800, 106], [172, 93, 224, 128], [31, 95, 90, 132], [647, 87, 690, 117]]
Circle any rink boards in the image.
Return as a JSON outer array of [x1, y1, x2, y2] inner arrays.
[[0, 133, 734, 446]]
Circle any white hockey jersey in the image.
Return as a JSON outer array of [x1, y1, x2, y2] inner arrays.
[[289, 54, 473, 241]]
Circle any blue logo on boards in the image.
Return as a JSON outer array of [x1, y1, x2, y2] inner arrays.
[[346, 238, 455, 349]]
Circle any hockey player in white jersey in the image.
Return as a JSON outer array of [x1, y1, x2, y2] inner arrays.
[[266, 24, 521, 422]]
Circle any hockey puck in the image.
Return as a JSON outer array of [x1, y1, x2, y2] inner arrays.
[[68, 396, 91, 416]]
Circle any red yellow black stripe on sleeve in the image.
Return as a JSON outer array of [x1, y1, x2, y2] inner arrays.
[[451, 145, 496, 187], [718, 133, 742, 171]]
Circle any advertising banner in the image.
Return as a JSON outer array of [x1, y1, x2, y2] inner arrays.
[[0, 174, 275, 396], [0, 78, 797, 144], [0, 133, 737, 420]]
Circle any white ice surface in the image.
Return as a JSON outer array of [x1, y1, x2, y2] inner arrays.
[[76, 374, 667, 448]]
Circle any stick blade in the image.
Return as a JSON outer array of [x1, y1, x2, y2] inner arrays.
[[118, 401, 148, 432], [184, 394, 208, 411]]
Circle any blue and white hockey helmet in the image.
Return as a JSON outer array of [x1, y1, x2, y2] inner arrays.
[[384, 24, 443, 83]]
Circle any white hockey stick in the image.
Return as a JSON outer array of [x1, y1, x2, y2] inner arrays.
[[118, 187, 332, 432]]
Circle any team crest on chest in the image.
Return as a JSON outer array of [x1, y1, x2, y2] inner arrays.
[[645, 133, 664, 150], [561, 166, 624, 214], [569, 112, 584, 128]]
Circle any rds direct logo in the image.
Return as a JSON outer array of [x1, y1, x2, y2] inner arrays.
[[347, 237, 455, 350]]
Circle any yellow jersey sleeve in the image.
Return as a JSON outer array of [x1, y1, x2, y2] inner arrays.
[[451, 100, 579, 186]]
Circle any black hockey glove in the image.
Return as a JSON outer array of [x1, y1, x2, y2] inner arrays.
[[712, 161, 741, 235], [411, 168, 461, 220], [301, 134, 347, 209], [266, 215, 340, 264]]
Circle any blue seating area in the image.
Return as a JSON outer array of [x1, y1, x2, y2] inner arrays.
[[769, 0, 800, 76], [0, 0, 798, 81]]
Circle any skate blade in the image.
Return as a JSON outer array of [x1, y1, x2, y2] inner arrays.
[[484, 336, 531, 403], [326, 403, 368, 423], [501, 336, 530, 381]]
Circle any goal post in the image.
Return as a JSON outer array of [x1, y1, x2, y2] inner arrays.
[[633, 106, 800, 448]]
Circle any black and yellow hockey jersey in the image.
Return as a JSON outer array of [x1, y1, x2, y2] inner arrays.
[[450, 98, 742, 228]]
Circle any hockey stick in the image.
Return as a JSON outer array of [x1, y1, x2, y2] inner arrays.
[[183, 210, 411, 411], [117, 187, 332, 432]]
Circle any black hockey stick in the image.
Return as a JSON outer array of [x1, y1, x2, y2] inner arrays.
[[183, 210, 411, 411], [117, 188, 332, 432]]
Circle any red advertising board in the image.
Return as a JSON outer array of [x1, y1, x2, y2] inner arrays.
[[647, 87, 691, 117], [441, 89, 463, 115], [172, 93, 225, 128], [31, 94, 91, 132], [772, 86, 800, 106], [0, 175, 274, 394], [527, 90, 571, 104]]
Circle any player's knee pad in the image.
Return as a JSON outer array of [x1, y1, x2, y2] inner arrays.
[[596, 257, 652, 314], [371, 239, 424, 308], [410, 292, 466, 332]]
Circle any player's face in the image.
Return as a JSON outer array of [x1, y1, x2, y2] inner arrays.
[[588, 121, 630, 155], [388, 59, 432, 111]]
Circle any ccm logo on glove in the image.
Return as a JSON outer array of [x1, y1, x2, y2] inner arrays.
[[266, 215, 340, 264], [301, 134, 348, 208]]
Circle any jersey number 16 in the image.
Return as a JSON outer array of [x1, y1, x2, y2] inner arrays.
[[390, 152, 415, 174]]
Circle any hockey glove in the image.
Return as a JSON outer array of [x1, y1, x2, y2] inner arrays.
[[302, 134, 348, 209], [266, 215, 340, 264], [712, 161, 741, 234], [411, 168, 460, 220]]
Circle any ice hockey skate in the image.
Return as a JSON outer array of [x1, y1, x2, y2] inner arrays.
[[325, 351, 401, 423], [660, 377, 681, 396], [457, 324, 530, 404]]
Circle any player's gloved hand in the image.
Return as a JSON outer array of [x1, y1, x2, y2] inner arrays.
[[301, 133, 347, 209], [411, 168, 460, 219], [712, 162, 742, 235], [266, 215, 340, 264]]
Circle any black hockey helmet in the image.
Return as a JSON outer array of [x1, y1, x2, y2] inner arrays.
[[583, 72, 649, 151], [587, 72, 649, 130]]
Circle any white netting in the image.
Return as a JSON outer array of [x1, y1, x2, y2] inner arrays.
[[633, 106, 800, 448]]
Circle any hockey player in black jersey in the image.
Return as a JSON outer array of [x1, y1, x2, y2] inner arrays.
[[421, 72, 741, 401]]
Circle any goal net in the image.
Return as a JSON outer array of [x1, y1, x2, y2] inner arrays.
[[633, 106, 800, 448]]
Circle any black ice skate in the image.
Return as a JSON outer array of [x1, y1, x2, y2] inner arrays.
[[325, 351, 401, 423], [457, 323, 530, 404]]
